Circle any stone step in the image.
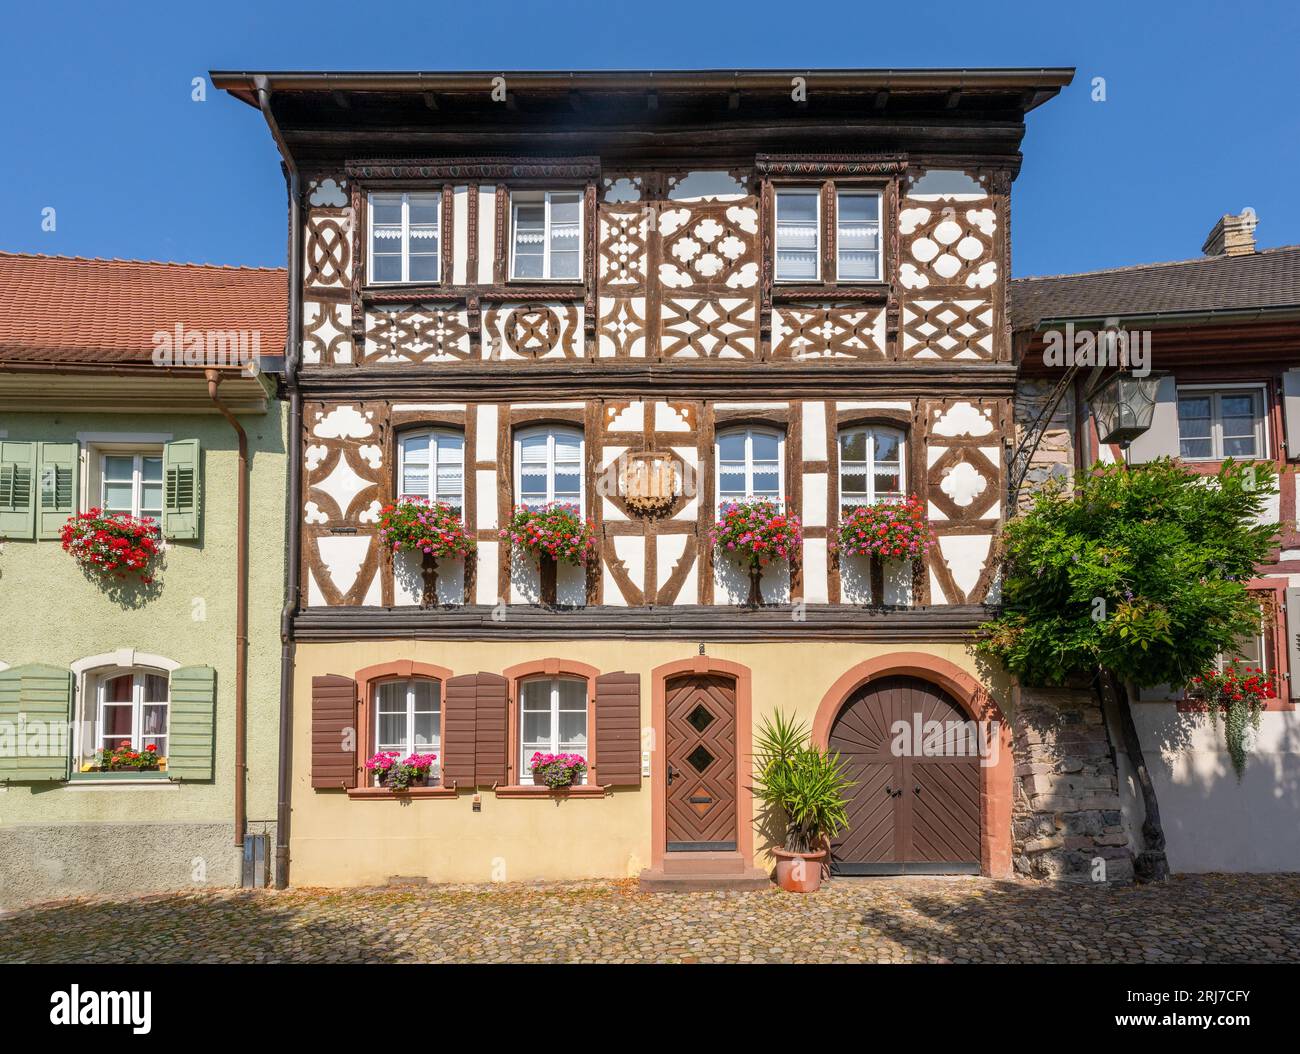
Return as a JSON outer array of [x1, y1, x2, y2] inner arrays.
[[638, 867, 772, 893], [661, 850, 748, 875]]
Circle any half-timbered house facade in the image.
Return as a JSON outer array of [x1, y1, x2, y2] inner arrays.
[[216, 68, 1072, 887]]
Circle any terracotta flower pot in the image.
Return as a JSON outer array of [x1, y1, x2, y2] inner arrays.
[[772, 848, 827, 893]]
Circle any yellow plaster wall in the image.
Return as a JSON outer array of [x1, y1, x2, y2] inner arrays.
[[289, 638, 1008, 886]]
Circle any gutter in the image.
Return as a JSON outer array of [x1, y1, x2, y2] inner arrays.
[[212, 67, 1074, 111], [255, 74, 304, 891], [1029, 304, 1300, 334], [205, 370, 250, 848]]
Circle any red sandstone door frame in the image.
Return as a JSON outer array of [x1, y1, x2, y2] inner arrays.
[[650, 657, 754, 872]]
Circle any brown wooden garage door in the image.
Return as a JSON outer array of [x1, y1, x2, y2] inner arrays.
[[828, 675, 981, 875]]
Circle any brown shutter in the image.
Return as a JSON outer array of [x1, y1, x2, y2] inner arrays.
[[311, 674, 358, 789], [594, 672, 642, 787], [475, 672, 510, 786], [442, 673, 479, 788]]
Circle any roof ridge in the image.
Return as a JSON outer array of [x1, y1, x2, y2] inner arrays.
[[1013, 244, 1300, 284], [0, 250, 285, 274]]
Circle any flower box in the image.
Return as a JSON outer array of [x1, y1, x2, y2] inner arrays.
[[529, 752, 588, 789], [366, 751, 438, 790], [500, 504, 595, 567], [60, 509, 160, 582], [836, 496, 933, 562]]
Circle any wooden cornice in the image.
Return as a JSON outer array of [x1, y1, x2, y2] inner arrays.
[[293, 604, 995, 642], [294, 362, 1019, 401]]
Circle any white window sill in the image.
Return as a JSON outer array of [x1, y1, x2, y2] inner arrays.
[[64, 778, 178, 791]]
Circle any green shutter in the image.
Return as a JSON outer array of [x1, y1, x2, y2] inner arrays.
[[168, 665, 216, 781], [163, 439, 201, 541], [0, 664, 73, 782], [0, 667, 16, 779], [37, 442, 79, 540], [0, 441, 36, 540]]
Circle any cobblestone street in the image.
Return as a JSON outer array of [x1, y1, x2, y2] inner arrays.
[[3, 873, 1297, 964]]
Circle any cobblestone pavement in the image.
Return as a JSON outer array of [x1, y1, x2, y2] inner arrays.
[[2, 873, 1297, 964]]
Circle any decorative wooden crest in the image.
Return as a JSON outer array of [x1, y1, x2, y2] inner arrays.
[[621, 452, 678, 514]]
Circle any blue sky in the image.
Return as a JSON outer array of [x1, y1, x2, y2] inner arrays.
[[2, 0, 1296, 277]]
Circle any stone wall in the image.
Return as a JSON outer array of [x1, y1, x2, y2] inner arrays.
[[1015, 379, 1076, 510], [1012, 686, 1136, 883]]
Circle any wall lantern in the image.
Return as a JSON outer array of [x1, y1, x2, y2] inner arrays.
[[1088, 371, 1162, 447]]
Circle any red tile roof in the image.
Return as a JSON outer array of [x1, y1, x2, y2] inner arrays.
[[0, 252, 287, 366]]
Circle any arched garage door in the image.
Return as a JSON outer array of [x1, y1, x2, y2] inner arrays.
[[829, 675, 981, 875]]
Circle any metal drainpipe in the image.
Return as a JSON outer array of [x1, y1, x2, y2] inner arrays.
[[256, 74, 303, 890], [205, 370, 250, 847]]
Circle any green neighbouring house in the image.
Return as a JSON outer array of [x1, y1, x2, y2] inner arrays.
[[0, 252, 287, 908]]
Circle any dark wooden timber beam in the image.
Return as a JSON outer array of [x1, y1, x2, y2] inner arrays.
[[294, 361, 1020, 401], [293, 604, 996, 642]]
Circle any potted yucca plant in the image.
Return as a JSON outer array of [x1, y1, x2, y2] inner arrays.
[[754, 710, 853, 893]]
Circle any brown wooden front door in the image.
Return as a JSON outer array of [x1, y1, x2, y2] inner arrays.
[[829, 675, 981, 874], [664, 673, 738, 851]]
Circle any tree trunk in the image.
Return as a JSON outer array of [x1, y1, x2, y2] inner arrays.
[[1098, 667, 1170, 883]]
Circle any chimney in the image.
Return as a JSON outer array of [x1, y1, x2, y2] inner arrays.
[[1202, 207, 1258, 257]]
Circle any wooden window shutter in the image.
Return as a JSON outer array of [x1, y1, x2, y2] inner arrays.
[[0, 664, 73, 781], [163, 439, 201, 541], [1284, 369, 1300, 458], [37, 442, 79, 540], [1287, 587, 1300, 701], [0, 440, 36, 540], [475, 672, 509, 786], [442, 673, 479, 788], [168, 666, 216, 781], [311, 674, 358, 789], [594, 672, 641, 787], [1126, 375, 1179, 463]]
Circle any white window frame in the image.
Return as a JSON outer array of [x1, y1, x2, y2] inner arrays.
[[373, 678, 441, 773], [518, 676, 589, 786], [508, 190, 583, 282], [715, 426, 786, 506], [513, 425, 585, 513], [397, 428, 465, 510], [1175, 384, 1268, 461], [367, 190, 442, 286], [838, 426, 906, 507], [98, 449, 164, 520], [92, 668, 170, 759], [835, 189, 884, 284], [773, 188, 821, 283]]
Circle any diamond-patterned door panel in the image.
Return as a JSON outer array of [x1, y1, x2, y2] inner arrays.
[[664, 674, 738, 849]]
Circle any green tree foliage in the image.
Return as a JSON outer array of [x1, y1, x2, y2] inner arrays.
[[976, 459, 1279, 689]]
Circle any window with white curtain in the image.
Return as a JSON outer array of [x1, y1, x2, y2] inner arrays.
[[515, 425, 583, 511], [369, 191, 441, 284], [839, 426, 905, 506], [398, 429, 464, 509], [1176, 387, 1266, 460], [510, 191, 582, 280], [774, 189, 819, 282], [836, 190, 882, 281], [95, 669, 169, 757], [716, 427, 784, 504], [374, 679, 441, 773], [519, 677, 588, 784], [100, 451, 163, 520]]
